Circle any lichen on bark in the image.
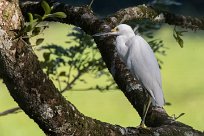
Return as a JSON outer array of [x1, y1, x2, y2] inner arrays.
[[0, 0, 22, 32]]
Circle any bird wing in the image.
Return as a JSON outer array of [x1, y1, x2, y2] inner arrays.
[[125, 35, 164, 107]]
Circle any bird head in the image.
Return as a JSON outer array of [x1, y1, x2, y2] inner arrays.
[[93, 24, 135, 37], [111, 24, 134, 36]]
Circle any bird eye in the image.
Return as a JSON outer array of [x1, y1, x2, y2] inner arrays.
[[116, 28, 119, 31]]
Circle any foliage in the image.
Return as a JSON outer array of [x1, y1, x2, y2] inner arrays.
[[173, 27, 187, 48], [39, 27, 117, 92], [16, 0, 66, 46]]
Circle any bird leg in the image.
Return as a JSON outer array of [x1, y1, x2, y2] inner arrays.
[[140, 95, 151, 128]]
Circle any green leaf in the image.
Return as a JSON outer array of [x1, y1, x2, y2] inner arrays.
[[173, 32, 177, 40], [43, 52, 50, 61], [32, 27, 41, 37], [59, 71, 66, 76], [48, 12, 67, 18], [173, 27, 186, 48], [165, 102, 171, 106], [28, 13, 33, 23], [25, 24, 33, 32], [34, 14, 43, 21], [175, 113, 185, 120], [177, 36, 184, 48], [41, 0, 51, 15], [36, 38, 44, 45], [79, 79, 87, 84]]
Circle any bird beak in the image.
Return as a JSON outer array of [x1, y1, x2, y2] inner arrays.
[[93, 28, 118, 37], [92, 32, 111, 37], [111, 28, 117, 32]]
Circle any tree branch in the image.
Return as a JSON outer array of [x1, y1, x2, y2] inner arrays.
[[0, 0, 203, 135], [20, 1, 204, 30], [108, 5, 204, 30]]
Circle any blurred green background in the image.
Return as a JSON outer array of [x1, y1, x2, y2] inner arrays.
[[0, 23, 204, 136]]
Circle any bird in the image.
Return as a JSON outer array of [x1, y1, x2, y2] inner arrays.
[[93, 24, 165, 127]]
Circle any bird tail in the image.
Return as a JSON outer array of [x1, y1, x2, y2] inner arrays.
[[151, 87, 165, 107]]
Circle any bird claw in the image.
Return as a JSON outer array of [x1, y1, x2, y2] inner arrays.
[[135, 122, 150, 130], [139, 123, 145, 128], [135, 125, 151, 130]]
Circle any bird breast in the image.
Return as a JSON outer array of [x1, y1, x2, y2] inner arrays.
[[117, 35, 165, 107]]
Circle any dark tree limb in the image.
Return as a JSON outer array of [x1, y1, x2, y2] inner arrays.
[[108, 5, 204, 30], [20, 1, 204, 30], [0, 0, 203, 135]]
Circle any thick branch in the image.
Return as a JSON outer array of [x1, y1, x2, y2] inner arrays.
[[108, 5, 204, 30], [20, 1, 204, 30]]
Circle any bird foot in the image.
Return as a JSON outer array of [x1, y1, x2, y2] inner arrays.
[[139, 123, 145, 128], [135, 123, 150, 130]]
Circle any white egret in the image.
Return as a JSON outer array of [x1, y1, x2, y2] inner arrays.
[[93, 24, 165, 127]]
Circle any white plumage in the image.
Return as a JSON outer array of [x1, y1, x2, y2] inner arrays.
[[94, 24, 165, 127], [115, 24, 164, 107]]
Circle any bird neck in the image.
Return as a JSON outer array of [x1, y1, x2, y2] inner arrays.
[[115, 36, 129, 61], [120, 33, 135, 43], [120, 33, 134, 40], [115, 32, 135, 61]]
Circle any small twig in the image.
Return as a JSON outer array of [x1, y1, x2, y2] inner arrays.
[[88, 0, 95, 9], [0, 107, 21, 117], [60, 71, 82, 93], [71, 86, 118, 92], [171, 113, 185, 120], [60, 61, 91, 93]]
